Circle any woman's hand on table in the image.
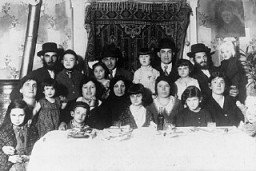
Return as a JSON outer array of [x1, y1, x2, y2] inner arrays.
[[58, 122, 67, 131], [2, 146, 15, 155]]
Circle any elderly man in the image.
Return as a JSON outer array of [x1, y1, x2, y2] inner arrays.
[[10, 42, 62, 100]]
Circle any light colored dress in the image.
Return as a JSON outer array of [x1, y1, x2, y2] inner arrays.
[[37, 97, 61, 138], [133, 66, 160, 93], [175, 77, 200, 100]]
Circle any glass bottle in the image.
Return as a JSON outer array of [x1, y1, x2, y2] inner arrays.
[[157, 107, 164, 131]]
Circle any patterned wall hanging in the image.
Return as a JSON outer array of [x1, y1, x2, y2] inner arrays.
[[84, 1, 191, 73]]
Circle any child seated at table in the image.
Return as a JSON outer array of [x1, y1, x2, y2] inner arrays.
[[0, 99, 38, 171], [239, 106, 256, 137], [175, 86, 212, 127], [119, 83, 152, 129], [67, 101, 90, 129]]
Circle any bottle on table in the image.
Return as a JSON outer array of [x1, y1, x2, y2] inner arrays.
[[157, 107, 164, 131]]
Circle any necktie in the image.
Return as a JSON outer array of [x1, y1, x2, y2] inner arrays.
[[67, 71, 72, 79], [109, 70, 113, 79], [17, 127, 25, 143], [164, 65, 168, 76]]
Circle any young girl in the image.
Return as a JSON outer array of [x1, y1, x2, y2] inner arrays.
[[119, 83, 152, 129], [0, 99, 38, 171], [176, 86, 212, 127], [33, 78, 67, 138], [133, 48, 160, 94], [92, 62, 110, 100], [175, 59, 200, 100]]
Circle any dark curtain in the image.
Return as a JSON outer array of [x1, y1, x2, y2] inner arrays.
[[84, 1, 191, 74]]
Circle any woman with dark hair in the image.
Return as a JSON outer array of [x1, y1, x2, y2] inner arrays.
[[0, 99, 38, 171], [105, 76, 132, 124], [205, 71, 244, 126], [146, 76, 182, 124], [59, 77, 111, 130], [119, 83, 152, 129]]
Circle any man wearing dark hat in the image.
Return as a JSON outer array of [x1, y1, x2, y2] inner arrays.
[[101, 43, 133, 81], [187, 43, 216, 99], [10, 42, 62, 100], [155, 38, 179, 84]]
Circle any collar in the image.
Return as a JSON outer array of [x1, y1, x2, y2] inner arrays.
[[111, 68, 117, 77], [161, 63, 172, 73]]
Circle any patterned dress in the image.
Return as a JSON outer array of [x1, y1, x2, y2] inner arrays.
[[37, 97, 61, 138]]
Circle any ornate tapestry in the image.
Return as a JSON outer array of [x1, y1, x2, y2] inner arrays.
[[84, 1, 191, 73]]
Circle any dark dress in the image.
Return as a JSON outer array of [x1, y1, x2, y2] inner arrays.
[[37, 97, 61, 137], [119, 106, 152, 129], [175, 108, 212, 127], [0, 121, 38, 171], [105, 94, 131, 124], [205, 95, 244, 126]]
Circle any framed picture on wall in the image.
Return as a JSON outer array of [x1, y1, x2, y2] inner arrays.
[[215, 0, 245, 38]]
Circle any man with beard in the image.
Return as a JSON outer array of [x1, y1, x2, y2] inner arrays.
[[187, 43, 217, 102], [10, 42, 62, 100]]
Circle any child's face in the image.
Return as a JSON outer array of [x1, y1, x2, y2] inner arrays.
[[246, 109, 256, 123], [10, 108, 25, 126], [82, 81, 96, 99], [94, 66, 105, 80], [220, 49, 232, 60], [63, 54, 76, 70], [139, 55, 150, 66], [43, 86, 56, 98], [71, 107, 88, 124], [177, 65, 190, 78], [156, 81, 171, 98], [130, 93, 143, 106], [113, 80, 125, 97], [186, 97, 200, 112], [209, 77, 225, 95]]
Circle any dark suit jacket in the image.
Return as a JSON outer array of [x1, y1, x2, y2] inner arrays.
[[115, 67, 133, 81], [205, 95, 244, 126], [154, 63, 179, 84], [10, 67, 54, 100]]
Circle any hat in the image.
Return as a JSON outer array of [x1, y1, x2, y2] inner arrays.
[[187, 43, 215, 57], [158, 38, 177, 52], [138, 48, 152, 55], [72, 101, 90, 111], [37, 42, 61, 56], [101, 43, 122, 60]]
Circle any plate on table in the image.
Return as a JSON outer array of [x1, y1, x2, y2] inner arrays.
[[101, 126, 133, 141], [68, 127, 95, 139]]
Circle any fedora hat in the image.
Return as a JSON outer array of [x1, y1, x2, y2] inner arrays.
[[158, 38, 178, 52], [187, 43, 215, 57], [37, 42, 61, 56], [101, 43, 122, 60]]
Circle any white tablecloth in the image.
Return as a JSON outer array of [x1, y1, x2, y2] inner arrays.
[[27, 127, 256, 171]]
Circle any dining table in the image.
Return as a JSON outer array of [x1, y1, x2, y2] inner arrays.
[[27, 126, 256, 171]]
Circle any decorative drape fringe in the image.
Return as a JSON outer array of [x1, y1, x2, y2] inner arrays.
[[88, 0, 188, 13]]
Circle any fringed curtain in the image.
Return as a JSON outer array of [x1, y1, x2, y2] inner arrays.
[[84, 1, 191, 73]]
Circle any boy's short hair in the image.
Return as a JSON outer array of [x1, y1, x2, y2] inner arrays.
[[72, 101, 90, 111], [62, 49, 78, 60]]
